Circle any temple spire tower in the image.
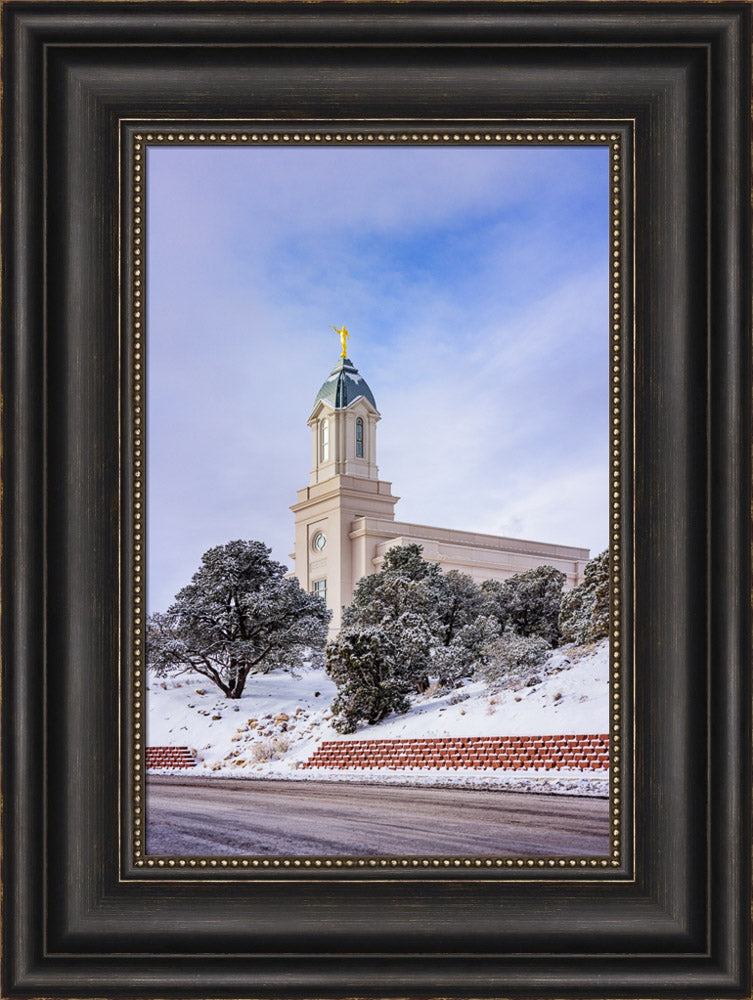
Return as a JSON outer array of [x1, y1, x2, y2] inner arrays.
[[290, 332, 398, 631], [290, 326, 591, 636]]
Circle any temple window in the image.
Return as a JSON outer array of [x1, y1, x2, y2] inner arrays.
[[320, 419, 329, 461]]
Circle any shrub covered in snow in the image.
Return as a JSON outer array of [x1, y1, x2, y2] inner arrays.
[[250, 736, 290, 762], [476, 629, 550, 690], [559, 549, 609, 645], [431, 615, 501, 688]]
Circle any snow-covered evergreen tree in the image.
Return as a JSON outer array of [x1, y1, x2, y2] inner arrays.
[[146, 539, 330, 699], [431, 614, 501, 688], [340, 544, 445, 694], [328, 545, 579, 727], [476, 629, 550, 689], [326, 627, 412, 732], [558, 549, 609, 644], [481, 564, 566, 646], [436, 569, 485, 646], [344, 543, 445, 629]]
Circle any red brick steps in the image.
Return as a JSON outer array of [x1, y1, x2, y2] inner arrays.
[[146, 746, 197, 769], [302, 734, 609, 771]]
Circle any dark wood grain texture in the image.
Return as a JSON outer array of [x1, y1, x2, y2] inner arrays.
[[2, 3, 750, 998]]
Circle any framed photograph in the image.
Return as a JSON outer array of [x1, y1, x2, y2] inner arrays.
[[143, 133, 616, 862], [3, 3, 750, 999]]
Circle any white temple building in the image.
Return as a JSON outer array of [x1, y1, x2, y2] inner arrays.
[[291, 352, 589, 631]]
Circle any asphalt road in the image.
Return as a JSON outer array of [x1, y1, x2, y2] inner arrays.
[[146, 776, 610, 857]]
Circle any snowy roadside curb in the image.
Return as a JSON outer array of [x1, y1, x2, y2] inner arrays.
[[146, 765, 609, 797]]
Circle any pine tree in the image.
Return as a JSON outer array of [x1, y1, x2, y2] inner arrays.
[[146, 539, 330, 698], [341, 543, 444, 693], [326, 627, 412, 733], [436, 570, 485, 646], [558, 549, 609, 644], [431, 615, 501, 687], [481, 564, 566, 646], [344, 543, 445, 630]]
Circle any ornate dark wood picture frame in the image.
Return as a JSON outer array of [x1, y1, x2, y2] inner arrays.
[[2, 3, 751, 998]]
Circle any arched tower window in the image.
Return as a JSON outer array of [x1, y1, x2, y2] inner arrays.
[[320, 419, 329, 461], [355, 417, 364, 458]]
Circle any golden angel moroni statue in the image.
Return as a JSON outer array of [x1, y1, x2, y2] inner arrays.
[[330, 324, 350, 359]]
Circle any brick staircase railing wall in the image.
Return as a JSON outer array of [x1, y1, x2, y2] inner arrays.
[[146, 746, 197, 769], [302, 735, 609, 771]]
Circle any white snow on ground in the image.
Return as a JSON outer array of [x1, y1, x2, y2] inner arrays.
[[146, 639, 610, 796]]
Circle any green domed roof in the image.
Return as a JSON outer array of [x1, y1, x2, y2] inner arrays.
[[314, 357, 377, 411]]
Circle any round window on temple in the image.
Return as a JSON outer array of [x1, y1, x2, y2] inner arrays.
[[312, 531, 327, 552]]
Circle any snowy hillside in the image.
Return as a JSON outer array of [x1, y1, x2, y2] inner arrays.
[[146, 639, 609, 796]]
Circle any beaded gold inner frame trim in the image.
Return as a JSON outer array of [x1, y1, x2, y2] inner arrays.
[[124, 120, 633, 879]]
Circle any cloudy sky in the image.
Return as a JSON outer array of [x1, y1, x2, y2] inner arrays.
[[147, 144, 610, 613]]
